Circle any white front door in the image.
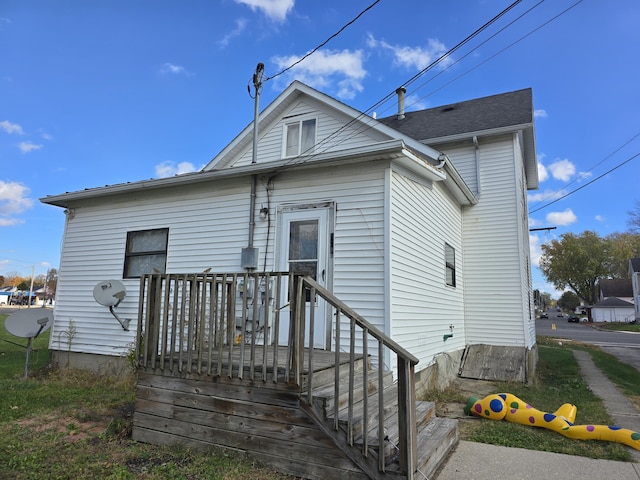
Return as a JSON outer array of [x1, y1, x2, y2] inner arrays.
[[277, 205, 333, 349]]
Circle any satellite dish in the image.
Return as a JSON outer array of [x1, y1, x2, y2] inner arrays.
[[5, 308, 53, 338], [93, 280, 130, 331], [93, 280, 127, 307], [4, 308, 53, 379]]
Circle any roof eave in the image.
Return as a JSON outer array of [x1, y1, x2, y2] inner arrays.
[[40, 139, 447, 208]]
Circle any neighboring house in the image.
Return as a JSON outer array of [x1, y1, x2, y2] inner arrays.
[[630, 258, 640, 322], [0, 291, 11, 305], [41, 81, 539, 384], [597, 278, 633, 303], [590, 297, 635, 323], [590, 277, 635, 323]]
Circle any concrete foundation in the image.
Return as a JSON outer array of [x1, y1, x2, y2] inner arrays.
[[51, 350, 132, 378], [458, 343, 538, 383], [415, 349, 465, 396]]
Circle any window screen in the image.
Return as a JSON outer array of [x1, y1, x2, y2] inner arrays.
[[123, 228, 169, 278]]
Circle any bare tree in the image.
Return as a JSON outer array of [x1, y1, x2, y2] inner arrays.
[[628, 199, 640, 233]]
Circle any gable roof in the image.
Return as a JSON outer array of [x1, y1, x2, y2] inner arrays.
[[591, 297, 634, 308], [598, 278, 633, 298], [204, 80, 446, 171], [44, 82, 541, 209], [378, 88, 538, 189]]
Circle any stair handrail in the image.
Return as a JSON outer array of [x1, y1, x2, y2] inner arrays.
[[293, 275, 419, 478]]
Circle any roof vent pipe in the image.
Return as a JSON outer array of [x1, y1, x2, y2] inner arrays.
[[396, 87, 406, 120]]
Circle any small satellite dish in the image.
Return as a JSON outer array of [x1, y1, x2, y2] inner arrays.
[[5, 308, 53, 338], [4, 308, 53, 379], [93, 280, 130, 331], [93, 280, 127, 307]]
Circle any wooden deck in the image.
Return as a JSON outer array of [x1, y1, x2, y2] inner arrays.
[[137, 345, 362, 386], [132, 272, 458, 479], [134, 349, 372, 479]]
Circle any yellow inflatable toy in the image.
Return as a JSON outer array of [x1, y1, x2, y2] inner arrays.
[[465, 392, 640, 451]]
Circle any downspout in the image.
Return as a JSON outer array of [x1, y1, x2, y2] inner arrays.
[[473, 135, 481, 197], [243, 63, 264, 270]]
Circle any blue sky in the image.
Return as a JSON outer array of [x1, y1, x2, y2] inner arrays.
[[1, 0, 639, 297]]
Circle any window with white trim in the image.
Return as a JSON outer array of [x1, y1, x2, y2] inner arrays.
[[123, 228, 169, 278], [284, 117, 316, 157], [445, 243, 456, 287]]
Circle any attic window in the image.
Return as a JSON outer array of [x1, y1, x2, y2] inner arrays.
[[284, 117, 316, 157]]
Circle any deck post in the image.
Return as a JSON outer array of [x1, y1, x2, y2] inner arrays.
[[397, 357, 418, 478]]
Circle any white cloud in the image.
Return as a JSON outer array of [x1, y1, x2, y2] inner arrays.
[[367, 34, 452, 71], [218, 18, 248, 47], [546, 208, 577, 226], [235, 0, 294, 22], [0, 181, 34, 226], [534, 109, 547, 118], [528, 188, 566, 203], [271, 49, 366, 99], [404, 93, 427, 111], [537, 162, 548, 182], [548, 158, 576, 182], [594, 214, 605, 222], [159, 63, 192, 76], [19, 142, 43, 153], [155, 161, 200, 178], [0, 120, 24, 135]]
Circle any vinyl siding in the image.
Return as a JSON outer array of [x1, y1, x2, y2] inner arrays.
[[455, 134, 531, 346], [389, 169, 464, 370], [234, 99, 386, 167], [52, 162, 388, 357], [514, 134, 536, 347], [51, 179, 252, 355], [269, 162, 387, 332]]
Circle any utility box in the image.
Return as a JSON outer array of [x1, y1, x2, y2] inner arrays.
[[241, 247, 259, 270]]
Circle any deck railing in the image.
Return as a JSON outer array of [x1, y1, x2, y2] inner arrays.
[[136, 272, 419, 477]]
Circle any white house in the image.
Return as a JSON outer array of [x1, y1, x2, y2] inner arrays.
[[41, 81, 539, 384], [590, 278, 635, 323]]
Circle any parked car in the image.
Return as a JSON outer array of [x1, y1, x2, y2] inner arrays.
[[540, 312, 548, 319], [557, 312, 564, 317], [567, 315, 580, 323]]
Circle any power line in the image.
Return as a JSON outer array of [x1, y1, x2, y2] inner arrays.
[[405, 0, 584, 111], [529, 129, 640, 208], [529, 151, 640, 214], [270, 0, 529, 175], [264, 0, 381, 83]]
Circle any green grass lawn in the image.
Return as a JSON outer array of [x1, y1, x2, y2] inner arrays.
[[3, 312, 640, 478], [429, 336, 640, 462], [596, 322, 640, 333], [0, 314, 293, 480]]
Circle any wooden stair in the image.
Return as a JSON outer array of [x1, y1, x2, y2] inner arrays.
[[303, 360, 458, 479]]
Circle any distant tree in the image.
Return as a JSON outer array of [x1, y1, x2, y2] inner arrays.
[[606, 232, 640, 277], [533, 289, 553, 311], [628, 200, 640, 234], [16, 281, 29, 291], [557, 291, 580, 312], [539, 231, 610, 305], [44, 268, 58, 299], [0, 275, 4, 288], [3, 271, 21, 288]]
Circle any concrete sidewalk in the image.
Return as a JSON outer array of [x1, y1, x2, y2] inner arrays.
[[435, 350, 640, 479]]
